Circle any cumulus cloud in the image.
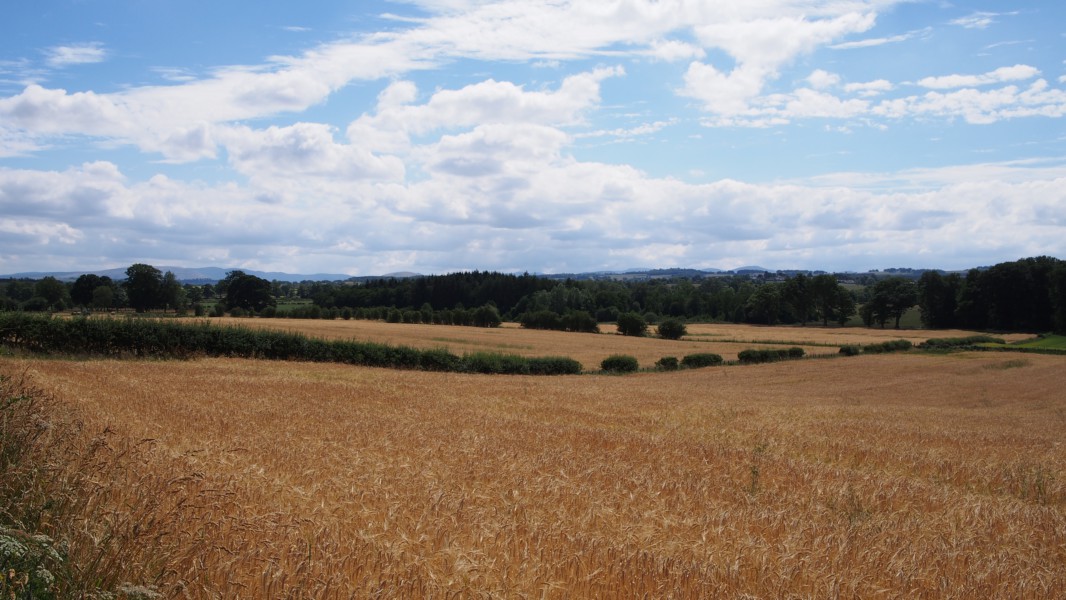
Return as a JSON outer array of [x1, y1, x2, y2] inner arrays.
[[682, 12, 876, 116], [347, 67, 623, 151], [807, 70, 841, 89], [4, 150, 1064, 274]]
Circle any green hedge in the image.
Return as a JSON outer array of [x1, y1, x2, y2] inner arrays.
[[0, 313, 582, 376], [601, 354, 639, 373], [922, 335, 1006, 349], [862, 339, 913, 354], [737, 347, 805, 364], [680, 353, 724, 368]]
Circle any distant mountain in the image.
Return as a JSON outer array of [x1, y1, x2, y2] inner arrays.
[[1, 266, 352, 283], [733, 265, 770, 273]]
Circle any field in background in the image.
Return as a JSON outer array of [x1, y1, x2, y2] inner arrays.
[[201, 317, 1032, 370], [10, 349, 1066, 598]]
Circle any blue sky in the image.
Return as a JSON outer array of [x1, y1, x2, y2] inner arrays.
[[2, 0, 1064, 275]]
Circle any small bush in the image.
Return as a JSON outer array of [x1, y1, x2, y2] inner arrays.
[[839, 345, 861, 356], [681, 353, 723, 368], [656, 356, 679, 371], [615, 313, 647, 337], [657, 319, 687, 340], [527, 356, 583, 375], [229, 307, 246, 318], [601, 354, 639, 373], [788, 347, 805, 359]]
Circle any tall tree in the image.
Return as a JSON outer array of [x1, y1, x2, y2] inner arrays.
[[124, 263, 164, 312], [34, 276, 69, 311], [161, 271, 187, 311], [917, 271, 960, 329], [745, 284, 783, 326], [783, 274, 814, 325], [868, 277, 918, 329], [222, 271, 276, 313], [71, 274, 112, 307]]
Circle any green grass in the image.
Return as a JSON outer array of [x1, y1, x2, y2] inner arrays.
[[1011, 334, 1066, 350]]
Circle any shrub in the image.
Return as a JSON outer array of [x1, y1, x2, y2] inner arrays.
[[527, 356, 583, 375], [259, 306, 276, 318], [681, 353, 723, 368], [839, 345, 861, 356], [562, 311, 600, 333], [615, 313, 647, 337], [211, 304, 225, 317], [655, 356, 679, 371], [229, 307, 245, 318], [657, 319, 687, 340], [788, 347, 806, 359], [601, 354, 639, 373]]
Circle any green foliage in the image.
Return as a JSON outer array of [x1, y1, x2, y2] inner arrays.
[[615, 312, 647, 337], [0, 313, 580, 376], [655, 356, 679, 371], [862, 339, 913, 354], [527, 356, 583, 375], [124, 263, 163, 313], [657, 319, 687, 340], [600, 354, 639, 373], [472, 305, 502, 328], [866, 277, 919, 329], [922, 335, 1005, 349], [461, 352, 530, 375], [839, 345, 861, 356], [680, 353, 724, 368], [222, 271, 275, 313], [737, 347, 805, 364]]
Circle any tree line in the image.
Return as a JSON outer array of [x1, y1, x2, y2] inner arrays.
[[2, 256, 1063, 334]]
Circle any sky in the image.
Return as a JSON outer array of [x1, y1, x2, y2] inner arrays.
[[1, 0, 1065, 276]]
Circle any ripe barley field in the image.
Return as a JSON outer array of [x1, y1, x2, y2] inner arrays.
[[9, 347, 1066, 599], [201, 318, 1032, 370]]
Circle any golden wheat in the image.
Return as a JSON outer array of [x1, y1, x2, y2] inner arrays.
[[7, 346, 1065, 598]]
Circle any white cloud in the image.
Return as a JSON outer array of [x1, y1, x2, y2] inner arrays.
[[807, 69, 841, 89], [44, 42, 107, 68], [682, 11, 875, 116], [844, 79, 893, 96], [830, 27, 930, 50], [347, 67, 623, 151], [221, 123, 405, 182], [950, 11, 1016, 30], [917, 65, 1041, 89], [645, 39, 706, 62]]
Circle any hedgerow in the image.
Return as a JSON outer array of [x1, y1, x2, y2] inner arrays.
[[0, 313, 581, 376], [862, 340, 913, 354], [737, 347, 805, 364], [680, 353, 724, 368]]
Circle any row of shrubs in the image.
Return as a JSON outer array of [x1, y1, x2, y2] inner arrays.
[[599, 352, 725, 373], [0, 313, 580, 375], [838, 340, 913, 356], [921, 335, 1006, 349], [737, 347, 806, 364]]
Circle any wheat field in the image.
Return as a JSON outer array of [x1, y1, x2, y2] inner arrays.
[[201, 318, 1031, 370], [9, 345, 1066, 598]]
